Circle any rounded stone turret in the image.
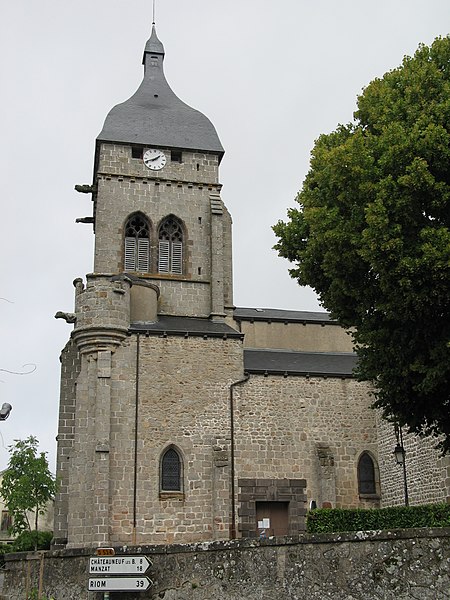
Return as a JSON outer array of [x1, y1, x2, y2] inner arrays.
[[72, 274, 131, 353]]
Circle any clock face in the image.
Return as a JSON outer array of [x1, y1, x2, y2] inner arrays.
[[143, 148, 167, 171]]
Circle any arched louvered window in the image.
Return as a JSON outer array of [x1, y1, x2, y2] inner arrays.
[[158, 216, 183, 275], [358, 452, 377, 495], [161, 447, 182, 492], [124, 213, 150, 272]]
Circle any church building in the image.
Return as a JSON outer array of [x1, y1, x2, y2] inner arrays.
[[53, 26, 450, 549]]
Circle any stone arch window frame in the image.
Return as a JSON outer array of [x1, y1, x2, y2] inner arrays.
[[157, 214, 187, 276], [357, 451, 381, 498], [159, 444, 184, 498], [123, 211, 153, 273]]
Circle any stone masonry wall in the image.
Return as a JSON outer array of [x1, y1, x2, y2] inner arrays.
[[97, 143, 219, 185], [63, 332, 244, 547], [238, 320, 354, 352], [377, 414, 450, 507], [93, 144, 230, 318], [53, 339, 80, 545], [150, 279, 211, 317], [221, 205, 233, 310], [130, 334, 244, 544], [4, 529, 450, 600], [234, 375, 379, 510], [94, 174, 215, 279], [60, 336, 382, 547], [74, 274, 131, 331]]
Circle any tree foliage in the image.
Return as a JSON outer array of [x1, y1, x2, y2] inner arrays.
[[0, 436, 57, 538], [273, 37, 450, 451]]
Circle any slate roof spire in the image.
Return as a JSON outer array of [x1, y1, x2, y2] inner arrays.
[[97, 26, 224, 157], [143, 24, 165, 60]]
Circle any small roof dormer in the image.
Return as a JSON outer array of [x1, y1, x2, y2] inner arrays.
[[97, 26, 224, 159]]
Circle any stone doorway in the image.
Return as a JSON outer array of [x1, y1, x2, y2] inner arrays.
[[238, 478, 307, 538]]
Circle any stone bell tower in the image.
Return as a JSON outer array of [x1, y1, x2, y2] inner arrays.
[[92, 25, 233, 320], [53, 26, 244, 549]]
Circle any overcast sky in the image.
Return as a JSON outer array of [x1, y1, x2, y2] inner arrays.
[[0, 1, 448, 471]]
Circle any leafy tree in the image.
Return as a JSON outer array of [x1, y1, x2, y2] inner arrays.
[[273, 37, 450, 451], [0, 437, 57, 543], [11, 530, 53, 552]]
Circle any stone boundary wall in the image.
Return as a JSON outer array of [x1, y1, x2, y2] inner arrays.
[[3, 528, 450, 600]]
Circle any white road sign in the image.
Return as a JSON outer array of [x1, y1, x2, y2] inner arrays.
[[89, 556, 151, 574], [88, 577, 152, 591]]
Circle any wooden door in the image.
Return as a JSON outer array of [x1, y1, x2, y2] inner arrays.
[[256, 501, 289, 537]]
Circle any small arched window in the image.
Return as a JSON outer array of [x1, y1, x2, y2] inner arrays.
[[158, 216, 183, 275], [160, 447, 182, 492], [358, 452, 377, 495], [124, 213, 150, 272]]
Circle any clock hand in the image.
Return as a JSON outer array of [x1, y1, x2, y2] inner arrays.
[[148, 153, 162, 161]]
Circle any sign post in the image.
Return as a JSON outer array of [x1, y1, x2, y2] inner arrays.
[[89, 555, 151, 574], [88, 554, 153, 592], [88, 577, 152, 591]]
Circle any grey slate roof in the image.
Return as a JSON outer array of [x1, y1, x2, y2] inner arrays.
[[234, 307, 334, 324], [244, 349, 357, 377], [97, 26, 224, 157], [130, 315, 243, 339]]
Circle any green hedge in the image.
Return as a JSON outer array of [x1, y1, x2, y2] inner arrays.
[[307, 504, 450, 533], [0, 531, 53, 568], [0, 530, 53, 566], [0, 542, 14, 557], [10, 530, 53, 552]]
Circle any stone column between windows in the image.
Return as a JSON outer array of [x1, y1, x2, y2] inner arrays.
[[210, 193, 225, 319], [93, 349, 113, 546]]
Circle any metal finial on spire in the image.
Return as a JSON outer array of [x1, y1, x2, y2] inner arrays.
[[152, 0, 156, 25]]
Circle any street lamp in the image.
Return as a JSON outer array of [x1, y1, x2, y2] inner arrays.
[[394, 443, 405, 465], [393, 424, 409, 506], [0, 403, 12, 421]]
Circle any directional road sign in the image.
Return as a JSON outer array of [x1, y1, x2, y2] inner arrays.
[[88, 577, 152, 591], [89, 556, 151, 574]]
